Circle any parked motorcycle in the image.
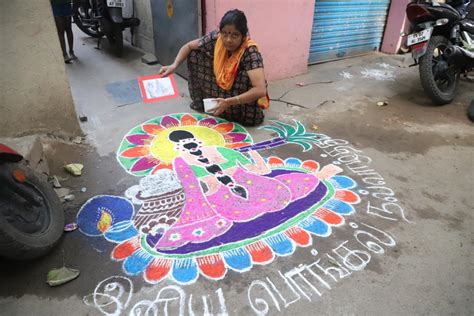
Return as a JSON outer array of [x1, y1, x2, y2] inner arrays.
[[0, 144, 64, 260], [73, 0, 140, 56], [469, 99, 474, 120], [405, 0, 474, 105]]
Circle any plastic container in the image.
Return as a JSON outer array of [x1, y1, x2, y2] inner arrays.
[[203, 98, 218, 113]]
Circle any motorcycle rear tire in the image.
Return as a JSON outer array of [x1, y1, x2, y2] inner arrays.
[[106, 23, 123, 57], [0, 163, 64, 260], [468, 100, 474, 122], [419, 36, 460, 105], [73, 4, 103, 38]]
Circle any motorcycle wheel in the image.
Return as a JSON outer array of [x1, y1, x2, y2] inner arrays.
[[106, 23, 123, 57], [0, 162, 64, 260], [73, 3, 103, 38], [419, 35, 460, 105], [468, 100, 474, 122]]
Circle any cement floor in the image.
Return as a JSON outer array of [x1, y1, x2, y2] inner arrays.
[[0, 25, 473, 315]]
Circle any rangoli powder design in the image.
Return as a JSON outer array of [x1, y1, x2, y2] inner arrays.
[[77, 113, 360, 284]]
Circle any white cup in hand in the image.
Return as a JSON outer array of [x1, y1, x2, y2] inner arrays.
[[203, 98, 218, 113]]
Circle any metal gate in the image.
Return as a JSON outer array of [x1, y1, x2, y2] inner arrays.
[[150, 0, 202, 79], [309, 0, 391, 64]]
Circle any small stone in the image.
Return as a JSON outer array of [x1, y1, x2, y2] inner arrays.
[[377, 101, 388, 106], [54, 188, 70, 198], [51, 176, 61, 188], [80, 187, 87, 193], [72, 136, 82, 144], [79, 115, 88, 122], [63, 194, 75, 202]]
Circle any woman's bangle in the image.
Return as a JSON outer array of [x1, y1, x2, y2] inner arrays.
[[235, 95, 241, 105]]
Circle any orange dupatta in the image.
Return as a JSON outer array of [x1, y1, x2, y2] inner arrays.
[[213, 34, 269, 109]]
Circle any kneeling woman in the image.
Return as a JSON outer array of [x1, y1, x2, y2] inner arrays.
[[159, 9, 269, 126]]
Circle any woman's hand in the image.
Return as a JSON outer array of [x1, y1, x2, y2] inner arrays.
[[210, 98, 232, 116], [159, 64, 177, 77]]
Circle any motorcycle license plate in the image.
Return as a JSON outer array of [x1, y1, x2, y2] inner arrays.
[[407, 28, 433, 46], [107, 0, 124, 7]]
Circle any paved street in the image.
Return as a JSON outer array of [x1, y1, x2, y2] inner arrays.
[[0, 26, 473, 315]]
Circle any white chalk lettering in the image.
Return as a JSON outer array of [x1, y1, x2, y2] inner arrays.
[[326, 145, 362, 157], [311, 255, 352, 282], [367, 186, 398, 202], [248, 280, 281, 316], [266, 273, 301, 308], [332, 241, 371, 271], [305, 262, 332, 290], [129, 285, 186, 316], [353, 223, 396, 254], [315, 138, 349, 149], [284, 265, 321, 300], [336, 153, 363, 164], [346, 155, 373, 169], [348, 165, 374, 173], [361, 174, 387, 186], [83, 276, 133, 316], [366, 200, 412, 223]]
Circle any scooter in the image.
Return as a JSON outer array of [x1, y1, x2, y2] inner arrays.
[[0, 144, 64, 260], [405, 0, 474, 105], [73, 0, 140, 56]]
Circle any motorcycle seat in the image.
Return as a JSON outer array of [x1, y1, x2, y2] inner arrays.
[[460, 19, 474, 33]]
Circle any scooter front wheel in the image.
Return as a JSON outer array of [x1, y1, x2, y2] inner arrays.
[[0, 162, 64, 260], [419, 35, 460, 105]]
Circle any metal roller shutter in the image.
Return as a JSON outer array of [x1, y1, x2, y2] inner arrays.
[[309, 0, 391, 64]]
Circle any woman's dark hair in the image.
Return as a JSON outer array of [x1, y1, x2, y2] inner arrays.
[[169, 130, 194, 142], [219, 9, 248, 36]]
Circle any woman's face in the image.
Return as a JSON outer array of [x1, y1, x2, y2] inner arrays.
[[220, 24, 243, 53]]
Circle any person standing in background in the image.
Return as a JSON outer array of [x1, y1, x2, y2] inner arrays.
[[50, 0, 77, 63]]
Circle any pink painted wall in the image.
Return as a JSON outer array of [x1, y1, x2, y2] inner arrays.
[[381, 0, 411, 54], [204, 0, 316, 81]]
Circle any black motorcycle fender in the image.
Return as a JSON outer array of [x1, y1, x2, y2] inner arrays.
[[108, 7, 123, 24]]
